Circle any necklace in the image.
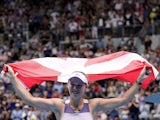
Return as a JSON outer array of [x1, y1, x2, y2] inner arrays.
[[70, 99, 84, 113], [74, 109, 80, 113]]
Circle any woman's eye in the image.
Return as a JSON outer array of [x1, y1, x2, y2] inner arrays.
[[71, 84, 82, 88], [77, 85, 82, 88]]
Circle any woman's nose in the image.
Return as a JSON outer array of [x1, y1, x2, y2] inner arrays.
[[72, 85, 77, 89]]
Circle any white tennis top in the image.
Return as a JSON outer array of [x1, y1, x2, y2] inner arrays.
[[61, 99, 93, 120]]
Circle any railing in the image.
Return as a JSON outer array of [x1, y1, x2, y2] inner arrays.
[[46, 21, 160, 43], [4, 20, 158, 51], [55, 20, 160, 49]]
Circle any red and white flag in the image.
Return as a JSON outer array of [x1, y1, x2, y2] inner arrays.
[[1, 51, 159, 89]]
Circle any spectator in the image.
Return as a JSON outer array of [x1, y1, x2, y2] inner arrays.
[[10, 103, 23, 120], [110, 109, 119, 120], [21, 105, 30, 120], [128, 97, 139, 120], [139, 101, 151, 119], [144, 35, 152, 51]]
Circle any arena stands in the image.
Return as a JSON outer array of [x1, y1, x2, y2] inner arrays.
[[0, 0, 159, 120]]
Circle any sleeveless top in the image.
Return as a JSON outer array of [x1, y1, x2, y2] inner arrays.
[[61, 99, 93, 120]]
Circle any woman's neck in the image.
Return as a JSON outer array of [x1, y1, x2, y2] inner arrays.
[[70, 98, 84, 110]]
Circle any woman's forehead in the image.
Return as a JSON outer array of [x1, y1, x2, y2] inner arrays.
[[69, 77, 85, 85]]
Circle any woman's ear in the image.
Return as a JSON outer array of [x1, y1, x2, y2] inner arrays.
[[67, 82, 69, 88]]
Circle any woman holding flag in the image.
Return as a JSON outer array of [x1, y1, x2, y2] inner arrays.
[[4, 64, 150, 120]]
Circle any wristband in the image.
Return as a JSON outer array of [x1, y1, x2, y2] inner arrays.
[[136, 81, 142, 86], [145, 69, 150, 75]]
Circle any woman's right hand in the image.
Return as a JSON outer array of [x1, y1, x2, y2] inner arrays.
[[4, 64, 15, 78]]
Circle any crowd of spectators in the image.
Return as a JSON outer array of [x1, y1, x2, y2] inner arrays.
[[0, 0, 160, 120]]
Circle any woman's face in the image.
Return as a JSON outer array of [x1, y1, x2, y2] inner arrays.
[[68, 80, 86, 99]]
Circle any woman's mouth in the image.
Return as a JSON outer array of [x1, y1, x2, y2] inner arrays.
[[72, 91, 80, 94]]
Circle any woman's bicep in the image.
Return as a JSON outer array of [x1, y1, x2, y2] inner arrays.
[[27, 97, 64, 112], [90, 98, 125, 112]]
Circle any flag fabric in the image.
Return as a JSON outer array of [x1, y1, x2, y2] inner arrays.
[[1, 51, 159, 89], [144, 93, 160, 104]]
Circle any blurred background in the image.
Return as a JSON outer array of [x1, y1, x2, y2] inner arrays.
[[0, 0, 159, 120]]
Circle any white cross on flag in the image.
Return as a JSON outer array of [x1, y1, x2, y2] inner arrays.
[[1, 51, 159, 89]]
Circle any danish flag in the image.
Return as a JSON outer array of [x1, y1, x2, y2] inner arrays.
[[1, 51, 159, 89]]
